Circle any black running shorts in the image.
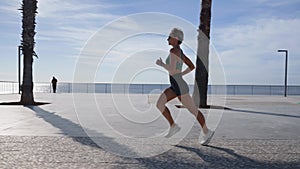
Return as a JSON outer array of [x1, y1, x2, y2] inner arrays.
[[169, 73, 189, 96]]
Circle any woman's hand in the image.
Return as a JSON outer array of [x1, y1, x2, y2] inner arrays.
[[156, 58, 164, 67]]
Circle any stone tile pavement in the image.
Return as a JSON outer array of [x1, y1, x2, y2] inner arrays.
[[0, 93, 299, 168]]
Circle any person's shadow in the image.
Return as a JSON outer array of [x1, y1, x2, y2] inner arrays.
[[174, 144, 298, 168]]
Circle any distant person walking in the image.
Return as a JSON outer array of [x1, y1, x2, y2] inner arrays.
[[51, 76, 58, 93], [156, 28, 214, 145]]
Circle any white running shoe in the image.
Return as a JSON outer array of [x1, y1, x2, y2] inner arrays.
[[165, 123, 181, 138], [200, 129, 215, 146]]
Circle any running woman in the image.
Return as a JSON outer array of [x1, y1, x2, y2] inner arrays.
[[156, 28, 214, 145]]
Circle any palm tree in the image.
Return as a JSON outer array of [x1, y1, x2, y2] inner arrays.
[[20, 0, 38, 105], [193, 0, 212, 108]]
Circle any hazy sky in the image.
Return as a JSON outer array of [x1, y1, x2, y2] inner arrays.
[[0, 0, 299, 85]]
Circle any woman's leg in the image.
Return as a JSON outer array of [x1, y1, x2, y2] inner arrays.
[[179, 94, 209, 134], [156, 88, 177, 126]]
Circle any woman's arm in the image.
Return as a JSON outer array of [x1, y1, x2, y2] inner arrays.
[[156, 49, 177, 75], [181, 53, 195, 76]]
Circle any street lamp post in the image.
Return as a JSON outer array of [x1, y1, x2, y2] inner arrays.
[[277, 49, 288, 97]]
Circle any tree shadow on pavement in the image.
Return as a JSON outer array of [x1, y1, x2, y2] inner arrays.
[[0, 101, 49, 105], [26, 106, 139, 157], [228, 108, 300, 119], [176, 104, 300, 119]]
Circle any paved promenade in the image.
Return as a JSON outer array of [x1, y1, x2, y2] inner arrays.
[[0, 93, 299, 168]]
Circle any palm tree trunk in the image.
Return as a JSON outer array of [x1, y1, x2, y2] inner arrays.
[[20, 0, 37, 105], [193, 0, 212, 108]]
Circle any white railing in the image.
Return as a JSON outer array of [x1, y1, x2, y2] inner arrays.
[[0, 81, 19, 94], [1, 81, 300, 95]]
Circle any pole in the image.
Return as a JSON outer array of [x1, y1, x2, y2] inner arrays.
[[18, 45, 22, 94], [284, 51, 288, 97], [277, 49, 288, 97]]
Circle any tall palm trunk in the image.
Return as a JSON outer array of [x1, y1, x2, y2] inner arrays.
[[20, 0, 37, 105], [193, 0, 212, 108]]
